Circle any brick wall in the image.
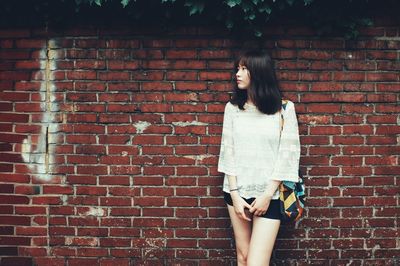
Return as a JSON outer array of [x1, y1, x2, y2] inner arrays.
[[0, 22, 399, 265]]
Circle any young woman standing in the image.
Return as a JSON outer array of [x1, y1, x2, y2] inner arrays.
[[218, 50, 301, 265]]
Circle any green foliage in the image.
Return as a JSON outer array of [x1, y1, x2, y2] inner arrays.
[[120, 0, 131, 8], [184, 0, 205, 15], [0, 0, 397, 39]]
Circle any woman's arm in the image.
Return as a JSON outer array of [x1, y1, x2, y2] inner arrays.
[[227, 174, 252, 221], [227, 174, 239, 191], [263, 180, 281, 197], [217, 103, 236, 175]]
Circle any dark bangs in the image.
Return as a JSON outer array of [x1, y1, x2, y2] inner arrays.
[[230, 50, 284, 115]]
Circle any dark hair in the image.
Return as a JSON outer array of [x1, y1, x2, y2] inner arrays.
[[230, 50, 284, 115]]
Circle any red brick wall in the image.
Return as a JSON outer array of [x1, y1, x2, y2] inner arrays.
[[0, 23, 399, 265]]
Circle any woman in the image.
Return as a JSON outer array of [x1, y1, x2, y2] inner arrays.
[[218, 50, 301, 265]]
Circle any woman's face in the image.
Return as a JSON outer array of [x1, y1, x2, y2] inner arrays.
[[236, 64, 250, 90]]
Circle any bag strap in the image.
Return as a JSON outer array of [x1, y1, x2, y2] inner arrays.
[[278, 99, 304, 182], [279, 99, 289, 137]]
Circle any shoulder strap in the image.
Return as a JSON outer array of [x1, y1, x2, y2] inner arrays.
[[279, 99, 289, 133], [281, 99, 289, 111]]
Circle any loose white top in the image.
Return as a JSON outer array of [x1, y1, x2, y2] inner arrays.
[[218, 100, 301, 199]]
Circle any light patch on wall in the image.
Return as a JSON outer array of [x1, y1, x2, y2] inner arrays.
[[172, 121, 207, 127], [21, 39, 59, 182], [133, 121, 151, 133], [80, 207, 106, 217], [183, 154, 213, 164]]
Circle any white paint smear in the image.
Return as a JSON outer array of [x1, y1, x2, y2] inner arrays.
[[172, 121, 207, 127], [133, 121, 151, 133], [21, 39, 59, 182]]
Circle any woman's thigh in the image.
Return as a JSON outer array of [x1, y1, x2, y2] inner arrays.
[[247, 216, 281, 266], [227, 205, 252, 259]]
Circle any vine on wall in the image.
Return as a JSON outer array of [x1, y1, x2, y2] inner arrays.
[[1, 0, 398, 38]]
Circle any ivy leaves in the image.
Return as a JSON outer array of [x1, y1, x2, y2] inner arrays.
[[226, 0, 241, 8], [121, 0, 130, 7], [185, 1, 205, 15], [1, 0, 384, 38], [214, 0, 316, 36], [108, 0, 317, 35]]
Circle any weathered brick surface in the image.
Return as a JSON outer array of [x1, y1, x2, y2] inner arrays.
[[0, 22, 399, 265]]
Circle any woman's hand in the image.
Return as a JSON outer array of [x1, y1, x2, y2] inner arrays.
[[249, 193, 273, 216], [231, 192, 252, 221]]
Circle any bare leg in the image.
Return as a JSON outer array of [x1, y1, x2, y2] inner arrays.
[[227, 204, 252, 266], [247, 216, 281, 266]]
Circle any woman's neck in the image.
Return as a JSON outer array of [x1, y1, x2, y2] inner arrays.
[[246, 99, 254, 105]]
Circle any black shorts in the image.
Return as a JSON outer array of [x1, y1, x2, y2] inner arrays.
[[224, 192, 281, 220]]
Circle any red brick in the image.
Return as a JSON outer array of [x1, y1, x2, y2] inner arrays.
[[98, 94, 130, 103], [300, 93, 333, 102], [1, 257, 33, 266], [199, 71, 231, 81], [132, 218, 164, 227], [342, 125, 374, 134], [308, 167, 339, 176], [167, 239, 197, 248], [174, 82, 207, 92], [140, 103, 172, 112], [332, 136, 364, 145], [132, 135, 163, 145], [310, 126, 341, 135], [366, 136, 397, 145], [176, 208, 207, 218], [175, 126, 206, 135], [0, 195, 29, 204], [367, 115, 397, 124], [167, 197, 198, 207], [366, 93, 397, 102], [98, 72, 130, 81], [331, 218, 363, 228], [175, 146, 207, 155], [166, 50, 197, 59], [66, 71, 97, 80], [376, 83, 400, 92]]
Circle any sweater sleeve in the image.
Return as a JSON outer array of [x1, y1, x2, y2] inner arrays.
[[269, 101, 301, 182], [217, 102, 236, 176]]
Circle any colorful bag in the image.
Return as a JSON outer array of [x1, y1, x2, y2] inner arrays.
[[278, 100, 305, 222], [279, 171, 305, 222]]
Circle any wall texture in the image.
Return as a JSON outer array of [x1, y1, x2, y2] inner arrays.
[[0, 21, 399, 266]]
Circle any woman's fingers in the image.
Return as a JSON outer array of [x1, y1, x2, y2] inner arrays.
[[252, 206, 267, 216], [234, 198, 267, 219], [241, 211, 252, 221], [245, 202, 253, 209], [249, 207, 255, 213], [235, 205, 252, 221], [236, 209, 251, 221]]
